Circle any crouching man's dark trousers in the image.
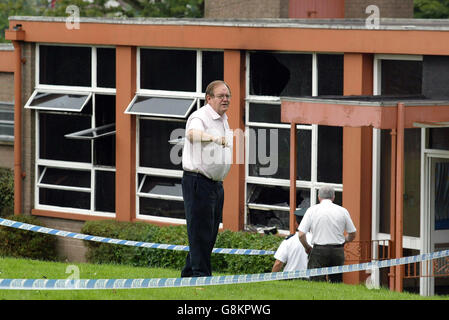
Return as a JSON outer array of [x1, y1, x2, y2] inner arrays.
[[181, 172, 224, 278]]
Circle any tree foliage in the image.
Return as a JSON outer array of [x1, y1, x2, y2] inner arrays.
[[1, 0, 204, 42], [414, 0, 449, 18]]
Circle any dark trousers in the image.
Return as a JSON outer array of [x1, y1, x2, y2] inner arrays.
[[307, 245, 345, 283], [181, 172, 224, 278]]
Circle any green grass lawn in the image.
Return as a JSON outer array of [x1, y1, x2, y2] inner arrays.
[[0, 257, 447, 300]]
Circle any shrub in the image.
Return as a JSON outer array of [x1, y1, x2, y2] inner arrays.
[[0, 168, 14, 217], [81, 220, 283, 274], [0, 215, 58, 261]]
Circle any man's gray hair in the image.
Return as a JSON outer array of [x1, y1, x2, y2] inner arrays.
[[318, 186, 335, 200]]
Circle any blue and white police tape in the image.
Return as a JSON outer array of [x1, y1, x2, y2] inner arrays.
[[0, 218, 275, 256], [1, 249, 448, 290]]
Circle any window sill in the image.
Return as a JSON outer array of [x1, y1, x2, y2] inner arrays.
[[32, 209, 115, 222]]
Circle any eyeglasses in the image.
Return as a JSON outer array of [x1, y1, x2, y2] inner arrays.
[[213, 94, 231, 100]]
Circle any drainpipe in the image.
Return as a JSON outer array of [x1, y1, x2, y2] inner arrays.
[[389, 129, 397, 291], [289, 122, 297, 234], [12, 40, 23, 216], [395, 102, 405, 292]]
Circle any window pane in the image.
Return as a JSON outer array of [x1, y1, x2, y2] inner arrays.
[[27, 92, 91, 112], [0, 103, 14, 121], [94, 94, 116, 166], [403, 129, 421, 237], [139, 198, 185, 219], [316, 191, 342, 206], [202, 51, 224, 92], [428, 128, 449, 151], [248, 208, 290, 230], [248, 127, 311, 180], [127, 96, 195, 118], [139, 119, 184, 170], [248, 103, 281, 124], [95, 170, 115, 213], [318, 125, 343, 184], [41, 168, 90, 188], [250, 52, 312, 97], [0, 124, 13, 139], [39, 45, 91, 87], [381, 60, 422, 95], [140, 49, 196, 91], [140, 176, 182, 198], [379, 129, 391, 234], [39, 112, 91, 163], [39, 188, 90, 209], [246, 185, 309, 230], [97, 48, 116, 88], [318, 54, 344, 96], [247, 184, 309, 207]]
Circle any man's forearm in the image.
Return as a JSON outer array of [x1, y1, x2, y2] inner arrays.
[[298, 232, 312, 254], [187, 129, 225, 145]]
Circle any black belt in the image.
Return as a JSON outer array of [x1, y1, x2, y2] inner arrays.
[[314, 244, 345, 248], [183, 170, 221, 184]]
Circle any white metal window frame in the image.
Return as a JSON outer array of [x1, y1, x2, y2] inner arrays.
[[135, 48, 223, 224], [35, 43, 117, 94], [245, 51, 344, 234], [24, 89, 93, 112], [124, 94, 198, 118], [34, 43, 117, 217], [0, 102, 14, 142], [371, 54, 424, 251]]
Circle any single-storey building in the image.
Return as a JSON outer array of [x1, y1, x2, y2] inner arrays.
[[3, 15, 449, 295]]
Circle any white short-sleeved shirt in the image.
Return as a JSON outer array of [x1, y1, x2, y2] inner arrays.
[[182, 104, 232, 181], [298, 199, 357, 246], [274, 232, 312, 272]]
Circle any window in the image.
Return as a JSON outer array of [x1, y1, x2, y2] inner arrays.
[[135, 48, 224, 222], [374, 55, 423, 238], [0, 102, 14, 142], [25, 91, 92, 112], [33, 45, 116, 216], [125, 96, 197, 118], [39, 45, 91, 87], [246, 52, 344, 233]]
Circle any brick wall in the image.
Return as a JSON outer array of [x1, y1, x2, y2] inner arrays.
[[37, 217, 88, 262], [205, 0, 289, 18], [0, 72, 14, 102], [345, 0, 414, 18]]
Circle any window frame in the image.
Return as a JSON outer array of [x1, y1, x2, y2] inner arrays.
[[0, 102, 14, 142], [34, 43, 117, 217], [371, 54, 424, 248], [245, 51, 344, 234], [134, 47, 224, 224]]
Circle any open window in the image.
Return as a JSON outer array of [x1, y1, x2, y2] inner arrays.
[[25, 91, 92, 112], [125, 95, 197, 118]]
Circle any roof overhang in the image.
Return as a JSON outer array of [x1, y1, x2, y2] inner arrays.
[[281, 95, 449, 129]]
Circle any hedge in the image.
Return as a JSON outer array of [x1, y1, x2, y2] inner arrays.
[[81, 220, 283, 274], [0, 215, 58, 261], [0, 168, 14, 217]]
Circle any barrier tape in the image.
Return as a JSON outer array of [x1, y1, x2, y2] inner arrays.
[[1, 249, 448, 290], [0, 218, 275, 256]]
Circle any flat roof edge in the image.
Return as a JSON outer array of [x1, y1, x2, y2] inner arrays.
[[8, 16, 449, 31], [281, 96, 449, 107]]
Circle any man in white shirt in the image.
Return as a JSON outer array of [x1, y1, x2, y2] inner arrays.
[[181, 80, 232, 278], [298, 186, 357, 283], [272, 203, 312, 273]]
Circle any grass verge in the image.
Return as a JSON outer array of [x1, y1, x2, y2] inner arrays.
[[0, 257, 447, 300]]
